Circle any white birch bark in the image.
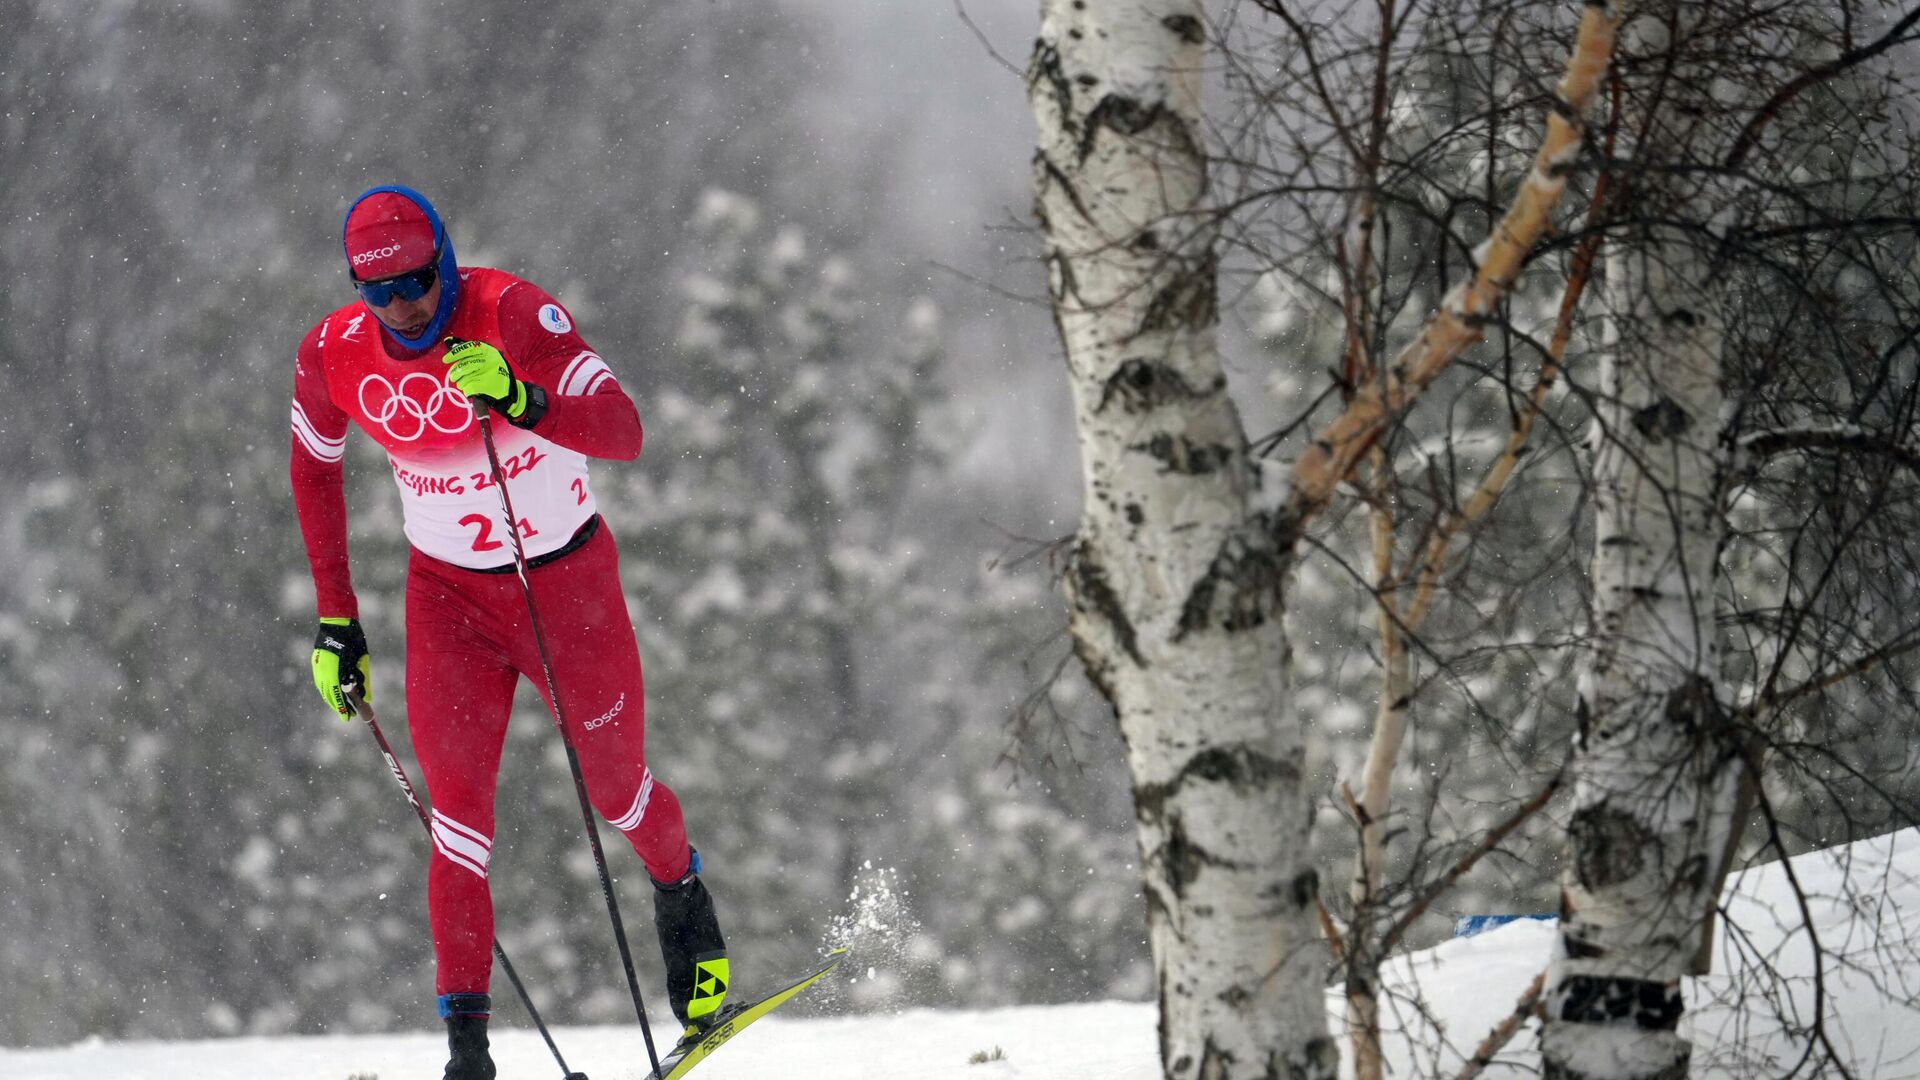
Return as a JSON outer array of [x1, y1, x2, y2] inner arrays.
[[1028, 4, 1335, 1078], [1025, 2, 1617, 1074], [1542, 13, 1744, 1073]]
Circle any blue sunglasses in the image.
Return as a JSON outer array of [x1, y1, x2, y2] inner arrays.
[[355, 252, 440, 307]]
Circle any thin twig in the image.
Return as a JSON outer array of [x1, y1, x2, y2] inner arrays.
[[954, 0, 1025, 77], [1752, 777, 1860, 1078], [1723, 6, 1920, 172], [1737, 631, 1920, 721], [1380, 775, 1562, 955]]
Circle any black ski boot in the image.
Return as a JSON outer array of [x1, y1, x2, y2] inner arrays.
[[654, 849, 730, 1039], [440, 994, 496, 1080]]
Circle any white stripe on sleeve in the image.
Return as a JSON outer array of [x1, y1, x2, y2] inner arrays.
[[558, 351, 616, 397], [291, 401, 346, 463]]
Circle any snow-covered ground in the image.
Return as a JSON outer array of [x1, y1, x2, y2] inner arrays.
[[0, 1003, 1160, 1080], [10, 828, 1920, 1079]]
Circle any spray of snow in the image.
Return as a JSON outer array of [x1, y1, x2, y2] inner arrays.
[[815, 862, 933, 1012]]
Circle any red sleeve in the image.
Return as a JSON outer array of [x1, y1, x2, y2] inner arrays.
[[289, 323, 358, 619], [498, 280, 644, 461]]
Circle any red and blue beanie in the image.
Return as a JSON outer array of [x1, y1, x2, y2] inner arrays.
[[342, 185, 461, 352]]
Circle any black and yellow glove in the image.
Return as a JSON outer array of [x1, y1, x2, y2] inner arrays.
[[311, 617, 371, 720], [443, 338, 547, 429]]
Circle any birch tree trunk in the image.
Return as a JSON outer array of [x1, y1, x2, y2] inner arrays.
[[1543, 12, 1745, 1072], [1028, 4, 1336, 1078]]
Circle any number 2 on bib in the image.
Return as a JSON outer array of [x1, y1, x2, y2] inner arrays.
[[459, 514, 540, 553]]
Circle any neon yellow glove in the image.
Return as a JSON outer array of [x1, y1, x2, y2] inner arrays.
[[443, 338, 545, 425], [311, 617, 371, 721]]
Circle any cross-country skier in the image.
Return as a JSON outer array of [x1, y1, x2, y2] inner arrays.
[[290, 185, 730, 1080]]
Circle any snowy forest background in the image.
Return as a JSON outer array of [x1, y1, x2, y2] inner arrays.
[[9, 1, 1920, 1075], [0, 0, 1145, 1046], [0, 0, 1167, 1045]]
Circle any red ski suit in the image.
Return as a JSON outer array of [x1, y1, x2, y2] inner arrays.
[[290, 268, 691, 995]]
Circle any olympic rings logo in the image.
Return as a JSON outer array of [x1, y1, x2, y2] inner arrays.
[[358, 372, 472, 442]]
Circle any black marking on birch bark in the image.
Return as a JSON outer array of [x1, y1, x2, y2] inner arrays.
[[1294, 1037, 1340, 1080], [1080, 94, 1158, 160], [1662, 674, 1727, 739], [1078, 92, 1202, 165], [1544, 1060, 1688, 1080], [1162, 813, 1215, 891], [1554, 973, 1685, 1032], [1289, 868, 1318, 908], [1199, 743, 1294, 787], [1163, 14, 1204, 45], [1135, 745, 1297, 855], [1561, 927, 1606, 960], [1027, 39, 1074, 131], [1143, 867, 1171, 923], [1135, 744, 1300, 812], [1070, 626, 1120, 710], [1195, 1038, 1232, 1080], [1136, 432, 1234, 475], [1035, 152, 1097, 230], [1569, 804, 1651, 890], [1630, 396, 1691, 442], [1175, 526, 1284, 639], [1268, 505, 1307, 556], [1137, 253, 1219, 336], [1125, 502, 1145, 526], [1096, 358, 1220, 413], [1070, 549, 1145, 667], [1042, 248, 1086, 317], [1134, 747, 1295, 890]]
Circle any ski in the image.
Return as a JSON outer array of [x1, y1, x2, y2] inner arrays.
[[654, 947, 848, 1079]]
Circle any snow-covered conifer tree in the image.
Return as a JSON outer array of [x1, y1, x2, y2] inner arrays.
[[592, 190, 990, 978]]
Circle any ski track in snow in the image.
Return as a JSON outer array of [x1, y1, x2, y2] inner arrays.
[[12, 828, 1920, 1078]]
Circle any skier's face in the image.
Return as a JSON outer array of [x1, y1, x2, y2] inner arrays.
[[365, 275, 442, 338]]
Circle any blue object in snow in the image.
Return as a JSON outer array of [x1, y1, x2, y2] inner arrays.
[[1454, 913, 1556, 938]]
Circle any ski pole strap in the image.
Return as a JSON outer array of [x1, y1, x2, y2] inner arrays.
[[438, 992, 493, 1019]]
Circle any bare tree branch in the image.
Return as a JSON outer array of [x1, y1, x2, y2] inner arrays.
[[1722, 5, 1920, 172], [1283, 3, 1621, 534]]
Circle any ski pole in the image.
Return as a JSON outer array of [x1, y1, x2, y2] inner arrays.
[[466, 391, 668, 1080], [346, 688, 589, 1080]]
